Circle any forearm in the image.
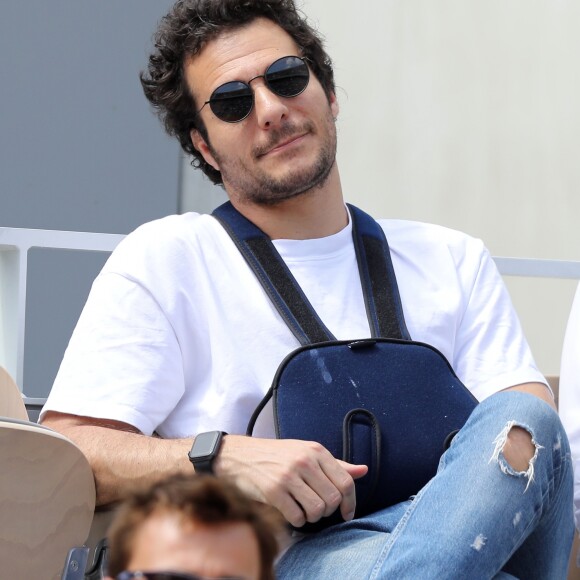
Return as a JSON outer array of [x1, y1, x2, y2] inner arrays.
[[85, 428, 192, 506], [41, 412, 192, 505], [42, 412, 366, 525], [502, 381, 557, 411]]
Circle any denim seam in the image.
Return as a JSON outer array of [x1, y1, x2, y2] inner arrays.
[[368, 478, 437, 579]]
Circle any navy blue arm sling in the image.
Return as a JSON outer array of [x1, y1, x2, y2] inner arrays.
[[212, 201, 478, 532]]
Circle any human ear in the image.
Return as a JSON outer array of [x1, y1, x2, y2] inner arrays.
[[190, 129, 220, 171], [329, 91, 339, 119]]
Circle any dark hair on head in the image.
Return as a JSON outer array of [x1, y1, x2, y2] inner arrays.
[[106, 473, 284, 580], [140, 0, 335, 185]]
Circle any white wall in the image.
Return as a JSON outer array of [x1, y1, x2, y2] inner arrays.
[[300, 0, 580, 374]]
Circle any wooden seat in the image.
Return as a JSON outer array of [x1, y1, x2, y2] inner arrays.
[[0, 365, 28, 420], [0, 418, 96, 579], [0, 366, 96, 578]]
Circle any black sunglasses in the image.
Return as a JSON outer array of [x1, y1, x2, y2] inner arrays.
[[196, 55, 310, 123], [117, 572, 243, 580]]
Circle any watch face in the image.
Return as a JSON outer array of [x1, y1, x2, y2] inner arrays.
[[190, 431, 221, 459]]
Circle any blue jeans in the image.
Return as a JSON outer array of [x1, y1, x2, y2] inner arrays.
[[277, 391, 574, 579]]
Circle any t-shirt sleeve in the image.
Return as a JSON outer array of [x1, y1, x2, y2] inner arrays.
[[559, 284, 580, 532], [451, 239, 547, 401], [40, 271, 185, 436]]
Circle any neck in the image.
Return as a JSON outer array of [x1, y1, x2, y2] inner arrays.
[[227, 165, 347, 240]]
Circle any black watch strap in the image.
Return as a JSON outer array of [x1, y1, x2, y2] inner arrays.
[[188, 431, 227, 474]]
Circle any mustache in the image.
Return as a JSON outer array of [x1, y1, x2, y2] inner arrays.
[[253, 121, 314, 157]]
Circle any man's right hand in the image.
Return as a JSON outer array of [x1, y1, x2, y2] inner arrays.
[[214, 435, 368, 528]]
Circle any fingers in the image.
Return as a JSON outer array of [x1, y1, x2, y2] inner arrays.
[[290, 442, 366, 524], [338, 460, 369, 480], [259, 443, 344, 526], [217, 435, 367, 527], [306, 449, 356, 520], [292, 448, 346, 522], [272, 484, 309, 528], [335, 460, 368, 520]]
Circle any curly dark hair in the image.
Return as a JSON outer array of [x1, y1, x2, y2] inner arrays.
[[106, 473, 285, 580], [140, 0, 335, 185]]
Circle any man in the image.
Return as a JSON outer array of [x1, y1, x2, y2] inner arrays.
[[105, 474, 282, 580], [42, 0, 574, 577]]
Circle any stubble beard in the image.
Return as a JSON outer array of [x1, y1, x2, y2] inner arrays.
[[208, 109, 337, 207]]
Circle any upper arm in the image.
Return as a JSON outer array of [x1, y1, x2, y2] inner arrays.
[[40, 272, 185, 435], [452, 244, 547, 401]]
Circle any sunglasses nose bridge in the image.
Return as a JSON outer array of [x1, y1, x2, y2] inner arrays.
[[247, 73, 266, 87]]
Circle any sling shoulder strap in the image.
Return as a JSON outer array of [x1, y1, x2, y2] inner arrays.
[[212, 201, 411, 344]]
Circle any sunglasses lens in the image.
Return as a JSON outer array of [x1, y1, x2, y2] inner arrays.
[[209, 81, 254, 122], [266, 56, 309, 98]]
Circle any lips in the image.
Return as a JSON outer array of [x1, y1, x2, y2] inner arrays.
[[257, 132, 308, 157]]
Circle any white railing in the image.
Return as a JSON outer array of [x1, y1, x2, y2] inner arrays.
[[493, 257, 580, 280], [0, 227, 124, 405], [2, 226, 580, 406]]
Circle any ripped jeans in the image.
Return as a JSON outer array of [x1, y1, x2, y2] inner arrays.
[[277, 391, 574, 579]]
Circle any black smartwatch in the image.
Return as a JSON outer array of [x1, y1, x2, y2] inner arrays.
[[188, 431, 227, 474]]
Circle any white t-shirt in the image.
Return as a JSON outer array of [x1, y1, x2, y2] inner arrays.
[[41, 209, 545, 439], [560, 284, 580, 532]]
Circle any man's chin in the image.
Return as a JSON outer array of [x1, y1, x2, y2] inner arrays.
[[222, 145, 336, 207], [249, 187, 310, 207], [254, 167, 334, 206]]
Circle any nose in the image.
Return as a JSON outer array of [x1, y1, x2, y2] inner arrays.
[[251, 79, 289, 129]]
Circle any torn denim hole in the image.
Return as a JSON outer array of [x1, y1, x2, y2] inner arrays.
[[489, 420, 544, 492], [471, 534, 487, 551]]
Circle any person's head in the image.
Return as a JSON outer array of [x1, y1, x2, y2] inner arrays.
[[140, 0, 338, 202], [106, 474, 283, 580]]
